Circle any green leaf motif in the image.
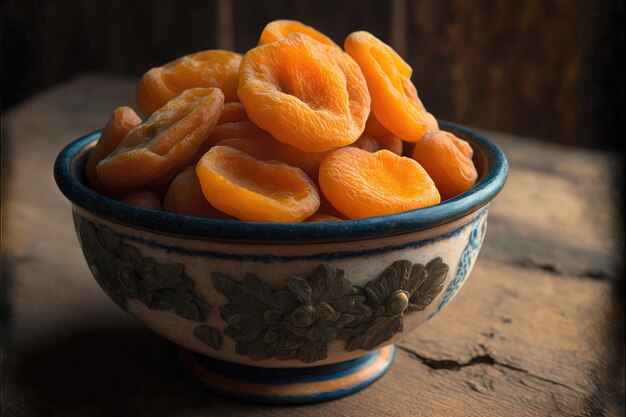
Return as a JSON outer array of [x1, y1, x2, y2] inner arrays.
[[344, 258, 448, 351], [408, 258, 449, 312], [75, 213, 450, 363], [213, 258, 449, 362], [213, 265, 365, 363], [194, 325, 222, 350], [76, 215, 210, 324], [345, 315, 403, 352]]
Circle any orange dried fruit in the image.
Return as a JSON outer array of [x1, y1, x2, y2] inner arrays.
[[97, 88, 224, 192], [216, 136, 327, 179], [86, 107, 142, 193], [344, 31, 437, 141], [238, 33, 371, 152], [319, 147, 440, 219], [449, 134, 474, 159], [363, 114, 404, 155], [120, 190, 162, 210], [204, 121, 266, 149], [210, 121, 267, 141], [258, 20, 338, 47], [196, 146, 320, 222], [136, 50, 241, 115], [412, 131, 478, 200], [217, 102, 249, 124], [192, 121, 268, 161], [317, 191, 348, 220], [351, 135, 380, 153], [163, 166, 232, 219]]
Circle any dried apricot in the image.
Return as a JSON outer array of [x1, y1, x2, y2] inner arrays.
[[412, 131, 478, 200], [120, 190, 162, 210], [238, 33, 371, 152], [206, 121, 266, 148], [192, 121, 268, 161], [351, 135, 380, 153], [363, 114, 404, 155], [217, 102, 249, 124], [449, 134, 474, 159], [319, 147, 440, 219], [196, 146, 320, 222], [344, 31, 436, 141], [216, 136, 327, 179], [86, 107, 142, 193], [318, 192, 348, 220], [97, 88, 224, 192], [136, 50, 241, 115], [258, 20, 338, 47], [163, 167, 232, 219]]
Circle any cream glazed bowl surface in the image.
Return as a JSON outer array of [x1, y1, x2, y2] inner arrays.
[[54, 121, 508, 403]]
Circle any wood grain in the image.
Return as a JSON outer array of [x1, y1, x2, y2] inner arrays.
[[230, 0, 391, 52], [1, 75, 623, 416], [406, 0, 624, 151]]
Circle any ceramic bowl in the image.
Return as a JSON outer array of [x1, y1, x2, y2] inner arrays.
[[54, 121, 507, 403]]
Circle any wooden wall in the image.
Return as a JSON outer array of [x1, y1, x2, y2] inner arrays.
[[2, 0, 624, 150]]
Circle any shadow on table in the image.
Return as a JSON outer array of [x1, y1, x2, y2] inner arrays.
[[7, 325, 304, 417]]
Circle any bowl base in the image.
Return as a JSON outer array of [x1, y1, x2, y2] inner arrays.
[[177, 345, 395, 404]]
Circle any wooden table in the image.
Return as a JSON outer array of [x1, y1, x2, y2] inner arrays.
[[2, 75, 624, 416]]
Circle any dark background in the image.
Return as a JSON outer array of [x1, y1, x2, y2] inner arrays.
[[1, 0, 625, 151]]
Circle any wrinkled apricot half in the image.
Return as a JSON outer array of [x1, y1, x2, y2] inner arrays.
[[217, 102, 249, 124], [163, 167, 231, 219], [216, 136, 326, 179], [97, 88, 224, 192], [363, 114, 404, 155], [345, 31, 436, 142], [319, 147, 440, 219], [258, 20, 338, 47], [187, 120, 268, 166], [196, 146, 320, 222], [136, 50, 241, 115], [193, 121, 268, 160], [238, 33, 371, 152], [86, 107, 142, 193], [120, 190, 162, 210], [412, 131, 478, 200]]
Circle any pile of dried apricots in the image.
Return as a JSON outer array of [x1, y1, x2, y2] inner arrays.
[[87, 20, 478, 223]]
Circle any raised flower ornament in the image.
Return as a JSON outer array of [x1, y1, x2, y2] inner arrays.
[[213, 265, 368, 363], [212, 259, 449, 363], [344, 258, 449, 351]]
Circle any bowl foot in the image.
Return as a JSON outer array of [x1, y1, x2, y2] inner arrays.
[[177, 345, 395, 404]]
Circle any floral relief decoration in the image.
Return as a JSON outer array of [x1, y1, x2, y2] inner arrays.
[[75, 215, 221, 350], [213, 258, 449, 363], [76, 215, 450, 363]]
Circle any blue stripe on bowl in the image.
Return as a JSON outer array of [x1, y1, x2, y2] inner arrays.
[[75, 207, 487, 262], [190, 348, 380, 385], [55, 121, 507, 243], [178, 346, 396, 404]]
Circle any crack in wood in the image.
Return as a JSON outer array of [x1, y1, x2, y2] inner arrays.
[[513, 257, 614, 282], [580, 269, 612, 280], [513, 258, 563, 275], [396, 345, 578, 392]]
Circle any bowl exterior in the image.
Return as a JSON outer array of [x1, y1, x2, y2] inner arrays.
[[73, 204, 488, 368]]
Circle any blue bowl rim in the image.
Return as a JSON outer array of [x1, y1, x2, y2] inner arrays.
[[54, 121, 508, 243]]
